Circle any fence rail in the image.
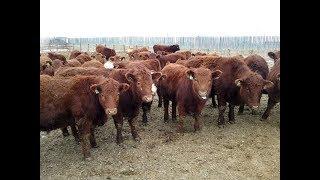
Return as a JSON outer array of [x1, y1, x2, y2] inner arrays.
[[41, 36, 279, 52]]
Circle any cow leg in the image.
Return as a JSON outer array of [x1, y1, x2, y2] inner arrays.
[[142, 102, 151, 125], [238, 103, 244, 114], [228, 104, 236, 124], [89, 126, 98, 148], [77, 117, 92, 160], [163, 98, 169, 123], [177, 104, 186, 133], [157, 89, 162, 107], [217, 95, 227, 127], [128, 116, 141, 141], [211, 96, 217, 108], [61, 127, 70, 137], [172, 100, 177, 122], [262, 98, 277, 120], [194, 114, 201, 132], [70, 124, 80, 144], [112, 114, 124, 144]]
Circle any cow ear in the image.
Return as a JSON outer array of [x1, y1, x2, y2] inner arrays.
[[125, 73, 136, 82], [186, 70, 195, 80], [119, 83, 130, 93], [277, 73, 280, 81], [268, 52, 276, 60], [151, 72, 162, 81], [90, 84, 101, 94], [235, 79, 243, 87], [121, 57, 125, 61], [263, 80, 274, 90]]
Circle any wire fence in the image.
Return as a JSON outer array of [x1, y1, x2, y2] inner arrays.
[[40, 36, 279, 67]]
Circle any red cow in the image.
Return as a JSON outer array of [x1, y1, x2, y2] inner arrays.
[[96, 44, 116, 60], [40, 75, 129, 160], [153, 44, 180, 53], [159, 63, 222, 132]]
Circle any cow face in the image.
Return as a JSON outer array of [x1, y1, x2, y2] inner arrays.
[[40, 62, 54, 76], [268, 50, 280, 62], [90, 78, 129, 116], [125, 67, 163, 103], [235, 73, 274, 110], [187, 68, 222, 100], [109, 55, 125, 62]]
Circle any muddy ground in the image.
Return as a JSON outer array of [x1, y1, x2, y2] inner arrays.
[[40, 94, 280, 179]]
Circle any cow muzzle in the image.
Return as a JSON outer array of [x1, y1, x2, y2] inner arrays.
[[250, 106, 259, 114], [142, 95, 153, 103], [105, 108, 117, 115], [199, 91, 208, 100]]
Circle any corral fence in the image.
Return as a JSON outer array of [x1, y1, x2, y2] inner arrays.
[[40, 36, 279, 66]]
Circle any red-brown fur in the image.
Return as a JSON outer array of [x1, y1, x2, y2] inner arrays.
[[69, 50, 82, 59], [65, 59, 82, 67], [156, 50, 171, 55], [96, 44, 116, 60], [127, 47, 149, 59], [209, 57, 273, 126], [268, 50, 280, 62], [40, 62, 54, 76], [81, 60, 104, 68], [174, 51, 193, 60], [107, 66, 163, 143], [192, 52, 207, 56], [262, 58, 280, 120], [47, 52, 67, 64], [116, 59, 161, 72], [132, 51, 157, 60], [52, 59, 64, 71], [91, 52, 106, 64], [76, 53, 93, 64], [238, 54, 270, 114], [55, 66, 110, 77], [40, 75, 129, 159], [159, 63, 222, 132], [157, 53, 187, 69], [109, 55, 125, 62], [153, 44, 180, 53]]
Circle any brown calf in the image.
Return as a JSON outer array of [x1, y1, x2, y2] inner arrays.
[[81, 60, 104, 68], [47, 52, 67, 64], [262, 58, 280, 120], [127, 47, 149, 59], [268, 50, 280, 62], [69, 50, 82, 59], [107, 66, 163, 143], [159, 63, 222, 132], [96, 44, 116, 60], [40, 75, 129, 160], [238, 54, 270, 114], [209, 57, 273, 127], [65, 59, 82, 67], [153, 44, 180, 53], [76, 53, 93, 64]]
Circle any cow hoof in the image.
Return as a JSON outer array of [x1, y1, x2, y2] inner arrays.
[[116, 137, 124, 144], [260, 117, 268, 121], [62, 132, 70, 137], [133, 136, 141, 142], [164, 119, 169, 123], [91, 144, 99, 148], [237, 112, 243, 115], [228, 121, 235, 124], [172, 118, 177, 122], [142, 122, 148, 126], [84, 157, 93, 161], [218, 124, 226, 128]]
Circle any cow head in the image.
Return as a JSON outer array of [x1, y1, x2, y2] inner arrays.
[[235, 73, 274, 110], [268, 50, 280, 62], [187, 67, 222, 100], [125, 67, 164, 103], [90, 78, 130, 116], [109, 55, 125, 62], [170, 44, 180, 52], [40, 61, 54, 76]]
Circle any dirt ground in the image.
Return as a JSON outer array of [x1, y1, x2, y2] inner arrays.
[[40, 94, 280, 179]]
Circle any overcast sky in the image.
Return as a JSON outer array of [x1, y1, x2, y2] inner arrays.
[[40, 0, 280, 38]]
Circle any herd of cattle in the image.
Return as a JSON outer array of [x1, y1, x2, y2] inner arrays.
[[40, 44, 280, 160]]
